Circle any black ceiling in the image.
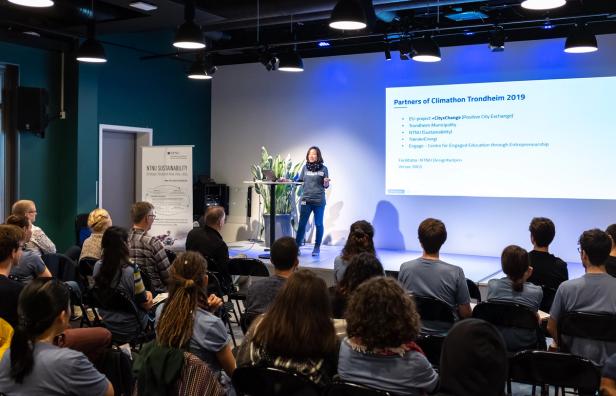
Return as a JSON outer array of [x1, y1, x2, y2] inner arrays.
[[1, 0, 615, 65]]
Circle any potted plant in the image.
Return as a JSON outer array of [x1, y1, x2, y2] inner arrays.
[[251, 147, 304, 245]]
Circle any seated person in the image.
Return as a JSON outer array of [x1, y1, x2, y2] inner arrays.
[[237, 269, 338, 386], [333, 220, 375, 283], [155, 251, 234, 392], [11, 199, 56, 255], [0, 225, 28, 327], [398, 218, 471, 334], [527, 217, 568, 310], [605, 224, 616, 278], [602, 354, 616, 396], [330, 252, 383, 318], [487, 245, 543, 351], [245, 237, 298, 316], [80, 208, 112, 261], [128, 201, 171, 292], [94, 226, 154, 343], [433, 319, 508, 396], [186, 206, 232, 289], [5, 215, 52, 282], [548, 229, 616, 366], [0, 278, 113, 396], [339, 277, 438, 395]]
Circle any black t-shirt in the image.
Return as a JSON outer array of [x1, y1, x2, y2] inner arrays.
[[185, 225, 232, 288], [0, 274, 24, 328], [527, 250, 569, 290], [605, 256, 616, 278]]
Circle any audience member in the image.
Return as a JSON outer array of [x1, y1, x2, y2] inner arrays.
[[155, 251, 234, 392], [94, 226, 153, 343], [434, 319, 508, 396], [548, 229, 616, 365], [398, 218, 471, 334], [80, 208, 112, 261], [487, 245, 543, 351], [602, 353, 616, 396], [245, 237, 298, 315], [237, 269, 338, 386], [128, 201, 171, 292], [11, 199, 56, 255], [334, 220, 375, 283], [0, 225, 28, 327], [186, 206, 232, 289], [330, 252, 383, 318], [0, 278, 113, 395], [5, 215, 52, 282], [604, 224, 616, 278], [527, 217, 568, 295], [339, 277, 438, 395]]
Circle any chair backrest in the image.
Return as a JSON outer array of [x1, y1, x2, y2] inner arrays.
[[472, 301, 538, 330], [207, 271, 226, 298], [0, 318, 14, 361], [75, 213, 91, 247], [240, 311, 261, 334], [509, 350, 600, 394], [415, 334, 446, 368], [412, 295, 455, 323], [78, 257, 99, 289], [539, 284, 557, 313], [232, 366, 321, 396], [466, 278, 482, 303], [558, 311, 616, 352], [41, 253, 77, 282], [228, 258, 270, 277], [204, 256, 233, 294], [325, 381, 395, 396]]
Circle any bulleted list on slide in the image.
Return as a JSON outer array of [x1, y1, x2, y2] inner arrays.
[[385, 76, 616, 200]]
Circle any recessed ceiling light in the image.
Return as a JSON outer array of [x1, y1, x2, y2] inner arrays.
[[8, 0, 54, 7], [129, 2, 158, 12], [521, 0, 566, 11]]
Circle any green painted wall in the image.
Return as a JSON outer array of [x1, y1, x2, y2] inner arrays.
[[2, 30, 212, 252]]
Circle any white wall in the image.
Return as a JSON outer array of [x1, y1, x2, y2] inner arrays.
[[211, 33, 616, 262]]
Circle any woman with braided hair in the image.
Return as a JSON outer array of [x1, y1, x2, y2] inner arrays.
[[334, 220, 376, 283], [0, 278, 113, 395], [155, 251, 235, 391]]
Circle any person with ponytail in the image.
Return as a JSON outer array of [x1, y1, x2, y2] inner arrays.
[[155, 251, 235, 391], [334, 220, 376, 283], [0, 278, 113, 395], [295, 146, 330, 257], [93, 226, 153, 343], [487, 244, 543, 350]]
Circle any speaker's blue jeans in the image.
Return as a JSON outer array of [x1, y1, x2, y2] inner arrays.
[[295, 203, 325, 247]]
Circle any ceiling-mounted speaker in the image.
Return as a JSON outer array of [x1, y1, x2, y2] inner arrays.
[[17, 87, 49, 137]]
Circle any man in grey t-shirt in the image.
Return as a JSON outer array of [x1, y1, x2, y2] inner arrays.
[[398, 218, 471, 334], [245, 237, 299, 315], [548, 229, 616, 365]]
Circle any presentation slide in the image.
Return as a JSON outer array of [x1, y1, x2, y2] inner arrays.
[[386, 76, 616, 200]]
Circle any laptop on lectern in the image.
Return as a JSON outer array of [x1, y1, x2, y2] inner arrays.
[[262, 169, 276, 182]]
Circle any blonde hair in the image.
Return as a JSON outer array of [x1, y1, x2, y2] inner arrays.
[[11, 200, 35, 217], [88, 208, 112, 233]]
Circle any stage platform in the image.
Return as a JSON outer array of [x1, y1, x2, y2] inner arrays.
[[228, 241, 585, 286]]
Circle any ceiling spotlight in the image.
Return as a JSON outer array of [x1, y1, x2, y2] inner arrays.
[[129, 1, 158, 11], [259, 52, 278, 71], [521, 0, 566, 10], [278, 52, 304, 72], [174, 0, 205, 49], [76, 20, 107, 63], [8, 0, 54, 7], [564, 25, 598, 53], [412, 36, 441, 62], [329, 0, 367, 30], [398, 39, 411, 60], [188, 55, 216, 79], [489, 26, 506, 52], [385, 46, 391, 61]]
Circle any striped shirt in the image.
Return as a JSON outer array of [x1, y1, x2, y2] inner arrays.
[[127, 228, 171, 292]]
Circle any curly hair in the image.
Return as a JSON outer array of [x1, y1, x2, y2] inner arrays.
[[346, 277, 421, 350], [341, 220, 375, 262], [337, 252, 384, 296]]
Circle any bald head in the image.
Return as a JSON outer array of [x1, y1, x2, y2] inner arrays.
[[205, 206, 225, 230]]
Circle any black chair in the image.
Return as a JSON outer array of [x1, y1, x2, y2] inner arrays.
[[539, 285, 557, 313], [558, 311, 616, 356], [64, 245, 82, 262], [240, 311, 260, 334], [466, 278, 481, 303], [472, 301, 541, 352], [415, 334, 445, 369], [412, 295, 456, 324], [75, 213, 91, 247], [232, 366, 321, 396], [227, 257, 269, 324], [325, 380, 396, 396], [508, 350, 600, 396], [42, 253, 77, 282], [207, 271, 238, 348]]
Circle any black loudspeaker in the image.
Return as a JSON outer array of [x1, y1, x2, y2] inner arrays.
[[17, 86, 49, 137]]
